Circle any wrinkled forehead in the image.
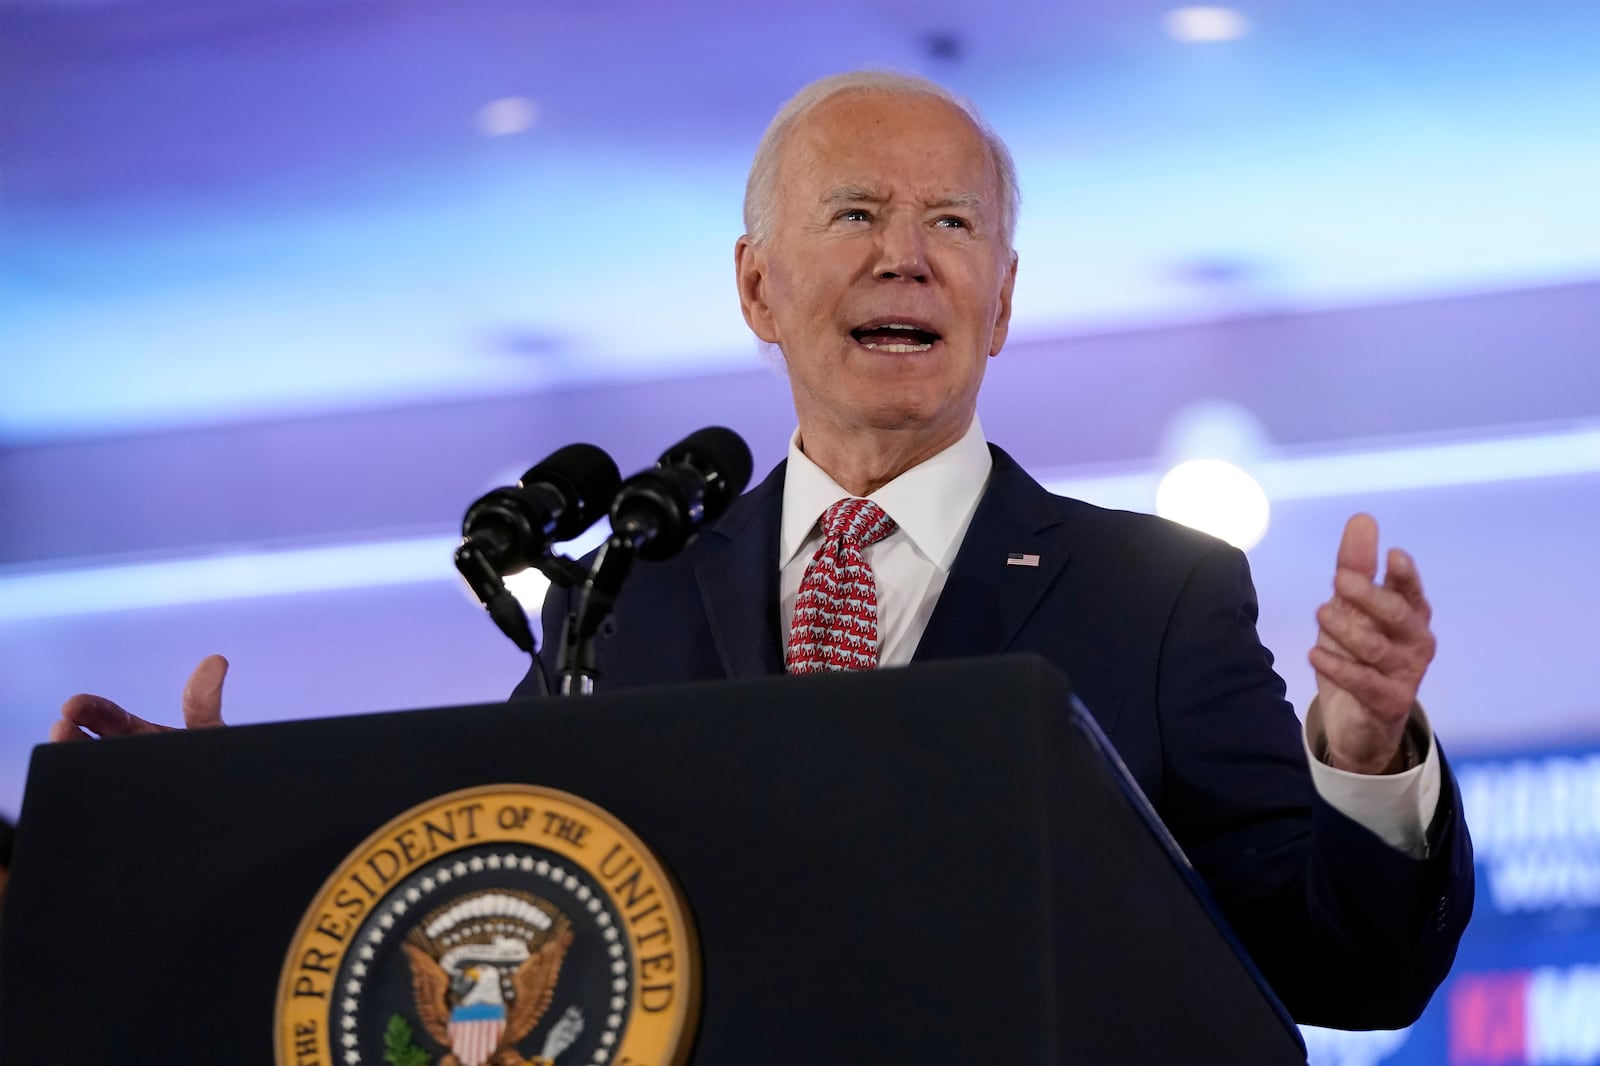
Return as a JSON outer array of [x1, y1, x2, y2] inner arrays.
[[776, 92, 1000, 216]]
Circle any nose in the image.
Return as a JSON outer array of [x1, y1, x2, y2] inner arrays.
[[873, 214, 929, 283]]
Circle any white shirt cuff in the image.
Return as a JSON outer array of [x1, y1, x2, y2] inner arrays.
[[1302, 698, 1443, 858]]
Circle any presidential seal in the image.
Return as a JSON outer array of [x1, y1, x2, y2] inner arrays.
[[276, 785, 698, 1066]]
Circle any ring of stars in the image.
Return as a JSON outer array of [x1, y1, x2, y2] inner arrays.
[[333, 846, 632, 1066]]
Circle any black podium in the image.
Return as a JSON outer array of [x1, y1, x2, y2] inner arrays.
[[0, 656, 1305, 1065]]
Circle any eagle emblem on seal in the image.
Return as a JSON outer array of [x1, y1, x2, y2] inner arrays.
[[401, 889, 581, 1066]]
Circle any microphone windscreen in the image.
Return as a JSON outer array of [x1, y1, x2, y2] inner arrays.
[[521, 442, 622, 541], [660, 426, 753, 516]]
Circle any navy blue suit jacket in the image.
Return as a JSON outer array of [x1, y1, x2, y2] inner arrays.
[[523, 444, 1473, 1028]]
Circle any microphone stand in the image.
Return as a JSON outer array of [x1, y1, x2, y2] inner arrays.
[[557, 533, 640, 695], [457, 542, 593, 698]]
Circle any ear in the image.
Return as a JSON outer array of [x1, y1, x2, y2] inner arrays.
[[735, 235, 782, 345], [987, 251, 1019, 358]]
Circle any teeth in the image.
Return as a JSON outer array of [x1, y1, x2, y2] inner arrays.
[[860, 341, 933, 353]]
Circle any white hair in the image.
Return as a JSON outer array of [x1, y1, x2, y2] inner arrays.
[[742, 70, 1020, 250]]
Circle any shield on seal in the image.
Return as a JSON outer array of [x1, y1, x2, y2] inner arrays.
[[448, 996, 506, 1066]]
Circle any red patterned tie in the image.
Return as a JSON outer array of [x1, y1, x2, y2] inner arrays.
[[787, 498, 898, 674]]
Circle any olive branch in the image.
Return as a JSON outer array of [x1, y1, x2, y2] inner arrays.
[[382, 1014, 432, 1066]]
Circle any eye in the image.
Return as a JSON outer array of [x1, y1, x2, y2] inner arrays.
[[836, 208, 872, 223], [934, 215, 970, 229]]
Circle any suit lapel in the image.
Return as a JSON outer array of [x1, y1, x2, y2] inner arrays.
[[691, 446, 1070, 675], [694, 461, 787, 678], [913, 445, 1071, 662]]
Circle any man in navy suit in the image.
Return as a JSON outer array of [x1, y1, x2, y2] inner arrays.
[[534, 70, 1471, 1029], [56, 70, 1471, 1030]]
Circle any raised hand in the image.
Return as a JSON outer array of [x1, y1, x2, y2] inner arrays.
[[1309, 515, 1436, 775], [49, 655, 229, 742]]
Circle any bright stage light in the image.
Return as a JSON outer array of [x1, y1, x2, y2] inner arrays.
[[1164, 6, 1250, 43], [476, 97, 539, 137], [1154, 401, 1272, 548], [496, 520, 610, 613], [1156, 458, 1271, 550], [501, 568, 553, 613]]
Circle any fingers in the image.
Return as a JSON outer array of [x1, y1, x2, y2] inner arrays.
[[57, 692, 169, 739], [1317, 599, 1393, 665], [1309, 644, 1418, 721], [51, 654, 229, 742], [1330, 518, 1431, 632], [1332, 569, 1432, 636], [1318, 561, 1436, 670], [1336, 513, 1379, 581], [48, 718, 93, 742], [181, 654, 229, 729], [1314, 516, 1435, 720], [1317, 595, 1435, 678], [1383, 546, 1431, 615]]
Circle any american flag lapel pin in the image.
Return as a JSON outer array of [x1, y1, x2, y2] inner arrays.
[[1006, 552, 1041, 567]]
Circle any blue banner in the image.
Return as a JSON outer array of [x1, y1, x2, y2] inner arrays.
[[1302, 745, 1600, 1065]]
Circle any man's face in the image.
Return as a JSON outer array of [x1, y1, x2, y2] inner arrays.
[[736, 91, 1017, 450]]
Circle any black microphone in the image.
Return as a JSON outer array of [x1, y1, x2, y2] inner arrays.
[[456, 442, 620, 668], [557, 427, 752, 694], [461, 443, 622, 576], [608, 426, 754, 561]]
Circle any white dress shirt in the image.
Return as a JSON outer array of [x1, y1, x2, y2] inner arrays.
[[780, 416, 993, 668], [778, 416, 1442, 857]]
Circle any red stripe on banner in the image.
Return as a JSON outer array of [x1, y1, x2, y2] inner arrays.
[[1449, 970, 1530, 1066]]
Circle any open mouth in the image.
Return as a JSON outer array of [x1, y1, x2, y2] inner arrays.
[[849, 321, 942, 353]]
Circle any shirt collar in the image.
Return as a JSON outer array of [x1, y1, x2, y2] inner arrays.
[[779, 416, 993, 571]]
